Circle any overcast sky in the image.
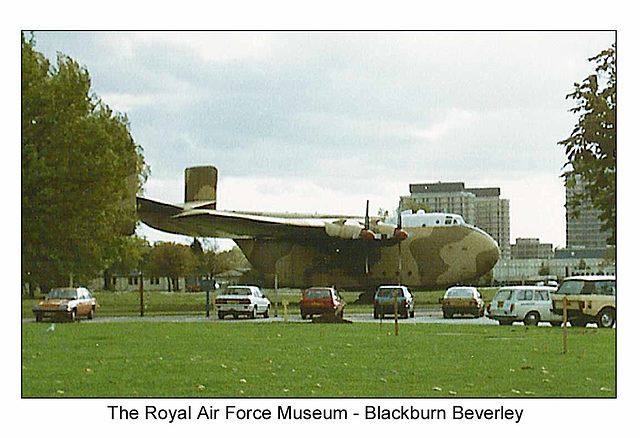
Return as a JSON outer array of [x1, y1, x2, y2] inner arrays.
[[30, 31, 615, 249]]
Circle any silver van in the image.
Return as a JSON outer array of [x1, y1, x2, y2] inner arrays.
[[487, 286, 562, 326]]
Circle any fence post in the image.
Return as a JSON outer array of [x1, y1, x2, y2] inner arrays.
[[562, 296, 568, 354], [394, 291, 399, 336], [139, 271, 144, 317]]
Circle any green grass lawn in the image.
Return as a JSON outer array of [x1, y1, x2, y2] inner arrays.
[[22, 321, 615, 398]]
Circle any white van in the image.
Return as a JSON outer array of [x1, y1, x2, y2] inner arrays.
[[487, 286, 562, 326]]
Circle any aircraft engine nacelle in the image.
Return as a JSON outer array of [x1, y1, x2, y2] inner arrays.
[[370, 221, 396, 237], [185, 166, 217, 208], [325, 219, 363, 239]]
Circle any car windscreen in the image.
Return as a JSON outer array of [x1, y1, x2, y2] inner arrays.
[[445, 288, 474, 298], [47, 288, 77, 299], [557, 280, 585, 295], [304, 289, 330, 299], [493, 290, 512, 301]]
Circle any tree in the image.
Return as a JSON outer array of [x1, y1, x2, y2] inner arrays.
[[21, 33, 148, 291], [103, 235, 151, 291], [147, 242, 197, 292], [559, 44, 616, 245]]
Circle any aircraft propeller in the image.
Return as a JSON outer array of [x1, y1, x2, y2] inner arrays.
[[361, 200, 373, 273]]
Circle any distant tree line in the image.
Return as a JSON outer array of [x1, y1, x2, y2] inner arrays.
[[106, 238, 251, 292]]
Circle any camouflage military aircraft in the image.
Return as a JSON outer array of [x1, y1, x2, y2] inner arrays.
[[137, 166, 500, 289]]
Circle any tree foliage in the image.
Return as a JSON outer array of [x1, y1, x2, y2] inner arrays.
[[559, 44, 616, 245], [147, 242, 197, 292], [21, 32, 148, 289]]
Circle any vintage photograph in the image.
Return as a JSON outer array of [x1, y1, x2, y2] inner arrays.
[[20, 28, 617, 429]]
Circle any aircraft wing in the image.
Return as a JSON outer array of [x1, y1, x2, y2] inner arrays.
[[137, 197, 366, 240]]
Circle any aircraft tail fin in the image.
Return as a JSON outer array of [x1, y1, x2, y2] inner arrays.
[[184, 166, 217, 209]]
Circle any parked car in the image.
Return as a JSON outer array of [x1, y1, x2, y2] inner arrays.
[[440, 286, 484, 318], [373, 285, 415, 319], [215, 285, 271, 319], [551, 275, 616, 328], [300, 287, 345, 319], [486, 286, 562, 326], [32, 287, 97, 322]]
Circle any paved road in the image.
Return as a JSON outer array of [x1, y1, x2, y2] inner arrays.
[[23, 309, 502, 325]]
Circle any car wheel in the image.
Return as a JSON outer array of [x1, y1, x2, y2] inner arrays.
[[35, 312, 42, 322], [218, 311, 226, 320], [443, 310, 450, 319], [250, 307, 257, 319], [263, 305, 270, 319], [69, 309, 77, 322], [232, 312, 239, 319], [88, 308, 94, 320], [373, 309, 379, 319], [524, 312, 540, 326], [597, 308, 615, 328], [337, 310, 344, 320], [410, 310, 415, 318]]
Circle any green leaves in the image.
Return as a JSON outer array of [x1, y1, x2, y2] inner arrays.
[[21, 33, 147, 288], [559, 44, 616, 245]]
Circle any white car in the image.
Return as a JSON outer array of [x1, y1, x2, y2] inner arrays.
[[487, 286, 562, 326], [215, 285, 271, 319]]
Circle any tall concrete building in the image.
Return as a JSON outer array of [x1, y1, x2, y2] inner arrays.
[[565, 174, 611, 249], [511, 238, 553, 260], [400, 182, 511, 258]]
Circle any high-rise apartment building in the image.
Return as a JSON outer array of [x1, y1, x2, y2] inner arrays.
[[400, 182, 511, 258], [565, 174, 611, 248]]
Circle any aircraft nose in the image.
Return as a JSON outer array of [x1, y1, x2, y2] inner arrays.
[[474, 229, 500, 276]]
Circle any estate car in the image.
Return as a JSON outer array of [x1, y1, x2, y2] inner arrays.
[[487, 286, 562, 326], [551, 275, 616, 328]]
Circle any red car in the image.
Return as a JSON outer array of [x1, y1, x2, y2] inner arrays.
[[300, 287, 345, 320]]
